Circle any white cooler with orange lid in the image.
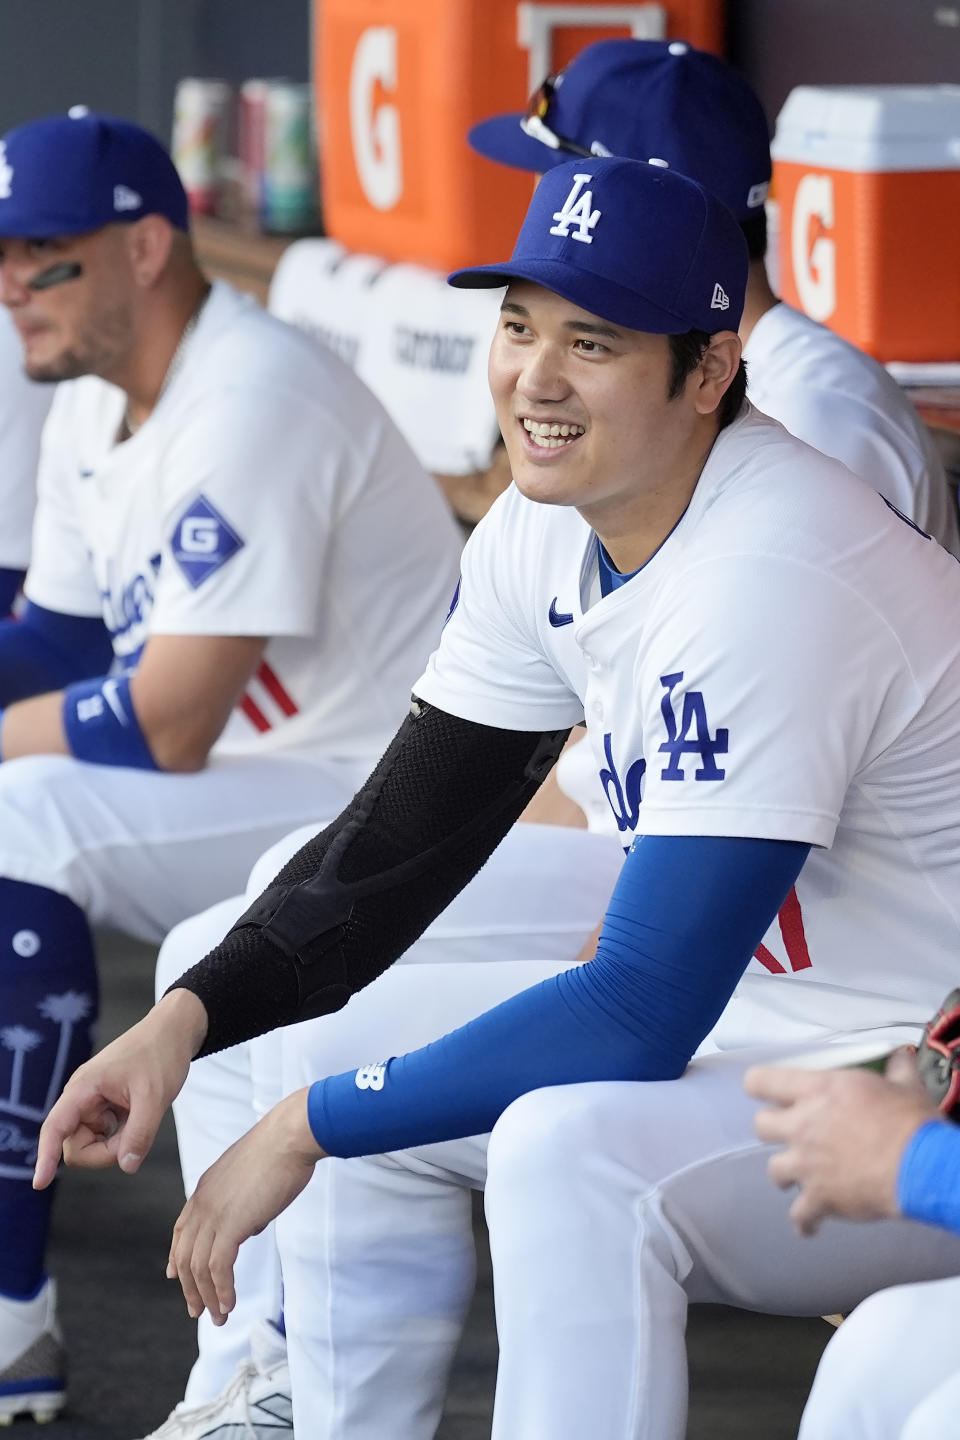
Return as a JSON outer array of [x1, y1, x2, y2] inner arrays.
[[772, 85, 960, 362]]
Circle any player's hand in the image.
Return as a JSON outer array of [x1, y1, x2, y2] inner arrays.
[[168, 1088, 326, 1324], [33, 988, 208, 1188], [744, 1048, 939, 1236]]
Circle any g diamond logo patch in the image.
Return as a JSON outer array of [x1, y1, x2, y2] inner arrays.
[[710, 283, 730, 311], [549, 173, 601, 245], [0, 143, 13, 200], [170, 494, 244, 590]]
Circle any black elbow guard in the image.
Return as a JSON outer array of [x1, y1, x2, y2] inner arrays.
[[181, 699, 570, 1055]]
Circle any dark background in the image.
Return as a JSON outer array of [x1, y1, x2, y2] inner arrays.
[[0, 1, 956, 143]]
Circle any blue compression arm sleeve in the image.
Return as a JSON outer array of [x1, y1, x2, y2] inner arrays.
[[309, 832, 810, 1158], [0, 568, 25, 619], [0, 600, 114, 704], [896, 1119, 960, 1235]]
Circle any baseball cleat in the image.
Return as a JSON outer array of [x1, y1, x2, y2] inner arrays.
[[138, 1320, 292, 1438], [0, 1276, 66, 1425]]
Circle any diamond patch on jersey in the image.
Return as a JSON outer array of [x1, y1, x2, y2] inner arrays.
[[170, 494, 244, 590]]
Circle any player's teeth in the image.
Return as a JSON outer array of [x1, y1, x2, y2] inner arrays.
[[521, 419, 585, 445]]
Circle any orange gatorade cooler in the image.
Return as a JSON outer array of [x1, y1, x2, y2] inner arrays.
[[772, 85, 960, 362], [316, 0, 724, 271]]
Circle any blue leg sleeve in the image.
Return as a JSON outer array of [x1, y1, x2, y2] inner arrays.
[[0, 879, 98, 1298]]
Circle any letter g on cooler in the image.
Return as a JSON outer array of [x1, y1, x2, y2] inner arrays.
[[350, 27, 402, 211], [791, 173, 836, 323]]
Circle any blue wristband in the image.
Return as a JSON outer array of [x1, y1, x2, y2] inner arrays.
[[62, 675, 159, 770], [896, 1118, 960, 1236]]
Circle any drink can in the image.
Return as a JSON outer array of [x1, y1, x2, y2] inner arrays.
[[172, 78, 232, 216], [238, 79, 270, 210], [262, 81, 317, 233]]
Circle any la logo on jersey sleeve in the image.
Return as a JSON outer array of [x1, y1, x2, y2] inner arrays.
[[170, 493, 244, 589]]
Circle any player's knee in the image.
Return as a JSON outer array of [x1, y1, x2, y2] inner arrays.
[[805, 1284, 928, 1421], [0, 755, 87, 891], [488, 1084, 601, 1191], [900, 1374, 960, 1440]]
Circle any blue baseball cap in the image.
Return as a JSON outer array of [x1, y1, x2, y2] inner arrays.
[[0, 107, 189, 238], [449, 156, 747, 335], [468, 39, 771, 223]]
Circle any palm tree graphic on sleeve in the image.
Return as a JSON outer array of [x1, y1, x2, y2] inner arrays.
[[0, 990, 93, 1121], [0, 1025, 43, 1114]]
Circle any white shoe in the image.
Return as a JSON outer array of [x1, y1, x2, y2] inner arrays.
[[140, 1320, 292, 1438], [0, 1276, 66, 1425]]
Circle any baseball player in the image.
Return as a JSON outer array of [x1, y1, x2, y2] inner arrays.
[[37, 156, 960, 1440], [469, 38, 960, 556], [0, 109, 461, 1423], [0, 306, 54, 616]]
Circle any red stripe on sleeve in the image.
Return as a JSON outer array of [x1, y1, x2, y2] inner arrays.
[[753, 941, 786, 975], [779, 886, 813, 972], [257, 661, 299, 717], [240, 693, 271, 733]]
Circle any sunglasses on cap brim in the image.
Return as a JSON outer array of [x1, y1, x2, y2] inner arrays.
[[519, 74, 612, 159]]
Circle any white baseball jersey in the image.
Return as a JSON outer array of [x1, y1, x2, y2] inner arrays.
[[745, 301, 960, 557], [0, 306, 54, 569], [417, 405, 960, 1035], [25, 282, 462, 766]]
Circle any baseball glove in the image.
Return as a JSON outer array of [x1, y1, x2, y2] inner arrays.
[[916, 988, 960, 1120]]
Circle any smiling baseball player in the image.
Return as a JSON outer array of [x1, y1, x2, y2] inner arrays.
[[0, 109, 461, 1423], [469, 37, 960, 557], [37, 155, 960, 1440]]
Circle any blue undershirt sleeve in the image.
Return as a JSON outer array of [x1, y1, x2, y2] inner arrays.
[[309, 832, 810, 1158], [0, 600, 114, 705], [0, 568, 25, 620], [896, 1119, 960, 1236]]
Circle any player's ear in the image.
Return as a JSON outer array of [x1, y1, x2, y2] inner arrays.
[[693, 332, 741, 418], [124, 215, 175, 290]]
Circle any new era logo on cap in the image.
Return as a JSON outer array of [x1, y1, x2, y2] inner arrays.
[[113, 184, 142, 212], [549, 172, 602, 245], [0, 143, 12, 200], [711, 283, 730, 311]]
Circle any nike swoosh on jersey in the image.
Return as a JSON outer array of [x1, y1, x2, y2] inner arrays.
[[548, 597, 574, 628]]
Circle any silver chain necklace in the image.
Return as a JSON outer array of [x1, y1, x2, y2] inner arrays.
[[122, 285, 211, 439]]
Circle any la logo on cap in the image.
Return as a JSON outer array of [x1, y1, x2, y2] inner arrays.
[[549, 173, 602, 245], [0, 143, 12, 200]]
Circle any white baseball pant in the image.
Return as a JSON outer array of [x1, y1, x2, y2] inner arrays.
[[799, 1273, 960, 1439], [154, 820, 625, 1405]]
